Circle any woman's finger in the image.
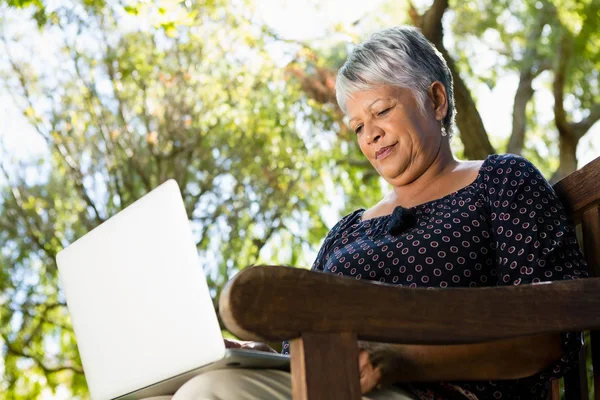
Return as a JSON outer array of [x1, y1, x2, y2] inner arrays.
[[223, 338, 243, 348], [361, 365, 382, 394], [244, 342, 278, 353], [359, 349, 382, 394], [358, 349, 370, 374]]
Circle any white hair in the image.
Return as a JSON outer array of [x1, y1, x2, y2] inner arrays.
[[336, 26, 456, 136]]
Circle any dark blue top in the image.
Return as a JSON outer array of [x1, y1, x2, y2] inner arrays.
[[282, 154, 589, 400]]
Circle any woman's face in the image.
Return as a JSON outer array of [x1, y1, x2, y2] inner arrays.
[[345, 84, 446, 187]]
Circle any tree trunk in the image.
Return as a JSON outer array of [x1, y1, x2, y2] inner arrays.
[[443, 50, 495, 160], [507, 1, 553, 156], [507, 71, 535, 155], [415, 0, 495, 160], [551, 132, 579, 183]]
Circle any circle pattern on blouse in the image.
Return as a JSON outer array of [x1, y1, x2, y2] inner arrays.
[[282, 154, 589, 400]]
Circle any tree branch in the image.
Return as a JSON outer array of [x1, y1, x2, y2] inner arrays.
[[249, 175, 302, 264], [19, 303, 72, 348], [0, 164, 59, 261], [550, 30, 580, 183], [263, 26, 316, 55], [419, 0, 448, 45], [572, 103, 600, 139], [407, 0, 422, 26], [1, 33, 105, 227], [2, 333, 83, 375], [552, 32, 572, 138], [507, 71, 535, 155], [63, 30, 126, 211], [101, 30, 153, 193], [507, 2, 553, 155], [413, 1, 494, 159]]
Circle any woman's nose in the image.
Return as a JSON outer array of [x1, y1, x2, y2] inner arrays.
[[365, 125, 384, 144]]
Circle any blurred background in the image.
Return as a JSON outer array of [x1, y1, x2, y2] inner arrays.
[[0, 0, 599, 397]]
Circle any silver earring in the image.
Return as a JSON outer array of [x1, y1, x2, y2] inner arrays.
[[441, 125, 447, 137]]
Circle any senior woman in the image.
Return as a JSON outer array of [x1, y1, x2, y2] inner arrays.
[[151, 26, 589, 400]]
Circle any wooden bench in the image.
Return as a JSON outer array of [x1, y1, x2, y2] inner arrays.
[[220, 156, 600, 400]]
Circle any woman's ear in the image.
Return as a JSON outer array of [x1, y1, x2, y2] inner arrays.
[[428, 81, 448, 121]]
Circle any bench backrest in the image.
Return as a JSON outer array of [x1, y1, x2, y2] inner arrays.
[[552, 156, 600, 400]]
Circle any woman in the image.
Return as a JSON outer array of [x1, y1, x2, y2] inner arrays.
[[151, 26, 589, 400]]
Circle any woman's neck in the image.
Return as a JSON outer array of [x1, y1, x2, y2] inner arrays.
[[391, 145, 459, 207]]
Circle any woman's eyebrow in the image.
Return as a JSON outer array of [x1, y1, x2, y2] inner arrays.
[[368, 98, 388, 108], [349, 98, 390, 123]]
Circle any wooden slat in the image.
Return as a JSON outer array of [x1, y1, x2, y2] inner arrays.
[[219, 265, 600, 344], [554, 156, 600, 224], [593, 331, 600, 400], [563, 341, 588, 400], [582, 207, 600, 278], [547, 379, 560, 400], [582, 207, 600, 400], [290, 332, 361, 400]]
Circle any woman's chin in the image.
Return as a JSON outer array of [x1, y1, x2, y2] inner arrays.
[[378, 169, 406, 185], [377, 161, 409, 180]]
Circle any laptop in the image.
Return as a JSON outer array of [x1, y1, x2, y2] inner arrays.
[[56, 179, 289, 400]]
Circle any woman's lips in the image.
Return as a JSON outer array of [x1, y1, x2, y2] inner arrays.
[[376, 142, 398, 160]]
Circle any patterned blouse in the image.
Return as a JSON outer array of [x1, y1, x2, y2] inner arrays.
[[282, 154, 589, 400]]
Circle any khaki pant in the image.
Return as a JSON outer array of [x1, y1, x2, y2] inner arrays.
[[143, 368, 417, 399]]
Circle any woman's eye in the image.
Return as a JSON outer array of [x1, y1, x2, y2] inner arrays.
[[377, 108, 391, 116], [354, 125, 363, 134]]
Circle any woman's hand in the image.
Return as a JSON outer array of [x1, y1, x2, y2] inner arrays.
[[224, 338, 278, 353], [359, 348, 382, 394], [358, 341, 405, 394]]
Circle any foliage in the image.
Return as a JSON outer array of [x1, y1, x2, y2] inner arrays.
[[0, 0, 381, 396], [1, 0, 599, 397], [448, 0, 600, 179]]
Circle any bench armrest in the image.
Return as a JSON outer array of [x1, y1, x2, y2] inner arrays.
[[220, 265, 600, 344]]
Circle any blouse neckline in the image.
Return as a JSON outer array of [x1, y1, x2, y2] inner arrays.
[[358, 156, 491, 224]]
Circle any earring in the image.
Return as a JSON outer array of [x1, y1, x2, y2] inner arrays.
[[441, 125, 447, 137]]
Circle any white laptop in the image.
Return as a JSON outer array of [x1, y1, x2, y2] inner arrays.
[[56, 179, 289, 400]]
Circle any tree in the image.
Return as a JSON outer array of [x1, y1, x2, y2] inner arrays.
[[448, 0, 600, 180], [0, 0, 379, 396], [291, 0, 600, 181], [2, 0, 599, 397]]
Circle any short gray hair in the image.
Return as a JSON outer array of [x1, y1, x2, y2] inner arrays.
[[336, 26, 456, 136]]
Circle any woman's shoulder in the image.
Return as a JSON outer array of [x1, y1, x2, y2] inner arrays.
[[328, 208, 365, 234], [481, 154, 553, 204], [483, 153, 541, 176], [359, 192, 398, 221]]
